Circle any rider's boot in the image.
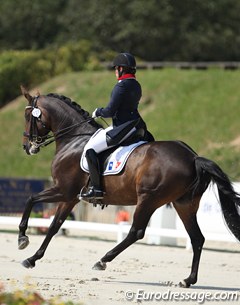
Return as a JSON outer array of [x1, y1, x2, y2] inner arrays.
[[80, 149, 104, 199]]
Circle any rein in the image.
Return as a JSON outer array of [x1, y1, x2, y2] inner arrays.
[[24, 95, 95, 150], [37, 119, 94, 149]]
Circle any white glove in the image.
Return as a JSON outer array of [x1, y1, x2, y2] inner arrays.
[[92, 108, 98, 119]]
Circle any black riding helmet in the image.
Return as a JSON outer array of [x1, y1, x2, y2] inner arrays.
[[113, 53, 136, 69], [113, 53, 136, 77]]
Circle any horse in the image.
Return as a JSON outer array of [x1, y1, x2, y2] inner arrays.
[[19, 86, 240, 288]]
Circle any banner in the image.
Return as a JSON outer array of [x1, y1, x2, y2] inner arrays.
[[0, 178, 46, 213]]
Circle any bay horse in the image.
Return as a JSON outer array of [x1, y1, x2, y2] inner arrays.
[[19, 86, 240, 287]]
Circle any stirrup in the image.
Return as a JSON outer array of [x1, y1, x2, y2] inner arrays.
[[80, 186, 104, 199]]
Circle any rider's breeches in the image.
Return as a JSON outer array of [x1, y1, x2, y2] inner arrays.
[[82, 125, 136, 169]]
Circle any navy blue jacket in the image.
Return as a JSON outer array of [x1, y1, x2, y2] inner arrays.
[[95, 77, 142, 126]]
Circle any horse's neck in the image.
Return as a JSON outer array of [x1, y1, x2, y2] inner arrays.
[[51, 114, 77, 134], [44, 99, 99, 153], [45, 99, 79, 132], [53, 123, 97, 153], [54, 135, 91, 159]]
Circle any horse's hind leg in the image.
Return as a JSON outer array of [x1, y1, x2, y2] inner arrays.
[[173, 198, 205, 287], [22, 201, 75, 269], [93, 199, 156, 270]]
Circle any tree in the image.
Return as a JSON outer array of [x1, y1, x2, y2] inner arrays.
[[0, 0, 66, 50], [1, 0, 240, 61]]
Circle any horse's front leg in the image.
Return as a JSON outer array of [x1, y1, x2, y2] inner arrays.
[[18, 196, 35, 249], [18, 186, 65, 250], [22, 201, 75, 269]]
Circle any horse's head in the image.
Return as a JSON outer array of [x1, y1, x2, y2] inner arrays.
[[21, 86, 51, 155], [21, 86, 103, 156]]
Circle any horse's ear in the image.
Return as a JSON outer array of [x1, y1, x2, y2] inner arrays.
[[20, 85, 32, 103]]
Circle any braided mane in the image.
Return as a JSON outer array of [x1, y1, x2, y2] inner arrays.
[[47, 93, 102, 128]]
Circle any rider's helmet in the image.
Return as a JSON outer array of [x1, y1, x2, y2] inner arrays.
[[113, 53, 136, 69], [113, 53, 137, 76]]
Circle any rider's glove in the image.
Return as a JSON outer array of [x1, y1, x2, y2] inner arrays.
[[92, 108, 98, 119]]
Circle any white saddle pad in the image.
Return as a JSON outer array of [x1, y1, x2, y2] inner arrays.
[[80, 141, 146, 176]]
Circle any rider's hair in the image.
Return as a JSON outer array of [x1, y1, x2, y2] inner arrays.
[[122, 66, 136, 75]]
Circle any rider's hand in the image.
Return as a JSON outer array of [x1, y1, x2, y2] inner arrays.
[[92, 108, 98, 119]]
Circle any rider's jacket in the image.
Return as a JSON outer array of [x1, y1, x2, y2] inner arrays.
[[95, 74, 141, 127]]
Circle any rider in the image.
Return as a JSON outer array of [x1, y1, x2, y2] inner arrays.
[[80, 52, 154, 200]]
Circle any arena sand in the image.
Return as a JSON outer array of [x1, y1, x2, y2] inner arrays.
[[0, 231, 239, 305]]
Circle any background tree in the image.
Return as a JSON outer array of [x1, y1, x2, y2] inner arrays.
[[0, 0, 66, 49], [0, 0, 240, 61]]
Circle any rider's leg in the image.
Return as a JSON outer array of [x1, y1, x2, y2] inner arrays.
[[81, 148, 103, 199], [80, 123, 137, 199]]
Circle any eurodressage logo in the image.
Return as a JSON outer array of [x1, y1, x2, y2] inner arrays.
[[124, 289, 240, 303]]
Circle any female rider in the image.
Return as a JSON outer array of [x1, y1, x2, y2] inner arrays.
[[80, 52, 154, 200]]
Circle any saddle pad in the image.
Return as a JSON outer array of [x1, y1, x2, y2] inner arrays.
[[80, 141, 146, 176]]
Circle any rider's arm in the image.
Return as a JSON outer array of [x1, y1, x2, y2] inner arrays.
[[95, 83, 124, 118]]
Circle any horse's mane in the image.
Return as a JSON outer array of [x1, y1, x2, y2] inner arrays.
[[47, 93, 102, 128]]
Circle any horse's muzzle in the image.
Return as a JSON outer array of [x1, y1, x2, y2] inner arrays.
[[23, 143, 40, 155], [23, 144, 31, 155]]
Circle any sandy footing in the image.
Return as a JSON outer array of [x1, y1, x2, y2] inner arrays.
[[0, 231, 239, 304]]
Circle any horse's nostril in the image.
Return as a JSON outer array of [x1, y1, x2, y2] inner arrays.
[[23, 144, 31, 155]]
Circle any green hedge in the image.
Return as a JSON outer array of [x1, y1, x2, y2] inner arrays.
[[0, 51, 51, 105], [0, 41, 103, 107]]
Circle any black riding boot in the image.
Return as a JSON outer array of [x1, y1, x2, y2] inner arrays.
[[81, 149, 104, 199]]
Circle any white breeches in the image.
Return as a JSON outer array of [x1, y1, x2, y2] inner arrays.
[[84, 125, 137, 153], [82, 125, 136, 169], [84, 126, 113, 154]]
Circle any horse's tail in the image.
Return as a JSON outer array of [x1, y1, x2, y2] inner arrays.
[[192, 156, 240, 241]]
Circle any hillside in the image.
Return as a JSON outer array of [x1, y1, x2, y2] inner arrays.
[[1, 69, 240, 179]]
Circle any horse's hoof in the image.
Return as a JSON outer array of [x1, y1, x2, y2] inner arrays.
[[92, 261, 107, 270], [22, 259, 35, 269], [179, 280, 190, 288], [18, 236, 29, 250]]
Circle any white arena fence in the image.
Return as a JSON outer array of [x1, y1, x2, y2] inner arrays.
[[0, 215, 189, 243], [0, 182, 239, 248]]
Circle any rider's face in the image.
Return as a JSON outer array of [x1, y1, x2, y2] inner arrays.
[[115, 66, 123, 79]]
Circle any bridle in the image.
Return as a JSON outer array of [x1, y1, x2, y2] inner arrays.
[[24, 95, 94, 150]]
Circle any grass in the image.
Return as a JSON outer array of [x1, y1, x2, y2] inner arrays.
[[0, 69, 240, 179]]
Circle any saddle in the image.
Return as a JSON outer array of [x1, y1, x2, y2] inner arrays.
[[80, 118, 150, 175], [80, 141, 146, 176], [80, 138, 146, 209]]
